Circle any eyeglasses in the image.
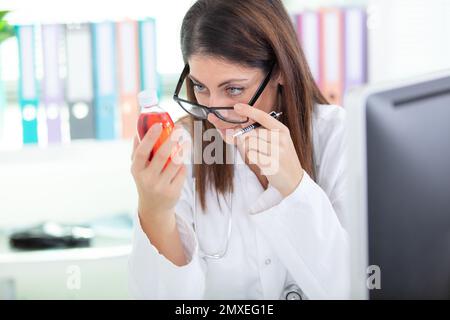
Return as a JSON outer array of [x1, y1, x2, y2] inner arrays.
[[173, 62, 275, 124]]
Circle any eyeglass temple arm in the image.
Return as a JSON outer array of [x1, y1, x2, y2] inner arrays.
[[174, 64, 190, 98], [248, 62, 276, 106]]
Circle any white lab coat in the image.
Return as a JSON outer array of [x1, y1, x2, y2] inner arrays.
[[128, 104, 350, 300]]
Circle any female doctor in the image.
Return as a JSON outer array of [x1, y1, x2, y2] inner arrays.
[[129, 0, 350, 299]]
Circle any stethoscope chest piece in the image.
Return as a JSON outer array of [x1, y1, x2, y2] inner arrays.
[[283, 284, 304, 300], [286, 290, 302, 300]]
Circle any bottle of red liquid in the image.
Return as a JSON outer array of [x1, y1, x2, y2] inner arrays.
[[137, 90, 174, 163]]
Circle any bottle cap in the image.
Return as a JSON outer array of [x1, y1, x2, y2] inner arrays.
[[138, 89, 159, 108]]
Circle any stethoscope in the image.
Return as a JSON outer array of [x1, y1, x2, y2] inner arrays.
[[282, 283, 305, 300], [192, 177, 233, 260], [191, 170, 305, 300], [193, 210, 232, 260]]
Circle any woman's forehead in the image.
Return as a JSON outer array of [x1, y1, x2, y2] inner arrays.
[[188, 54, 261, 83]]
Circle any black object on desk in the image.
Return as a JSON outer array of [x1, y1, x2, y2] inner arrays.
[[9, 222, 95, 250]]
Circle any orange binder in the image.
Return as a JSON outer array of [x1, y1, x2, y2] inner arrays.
[[117, 20, 140, 139], [319, 8, 344, 105]]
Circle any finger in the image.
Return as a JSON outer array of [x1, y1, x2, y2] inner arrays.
[[246, 138, 271, 156], [247, 149, 276, 175], [239, 128, 272, 143], [237, 129, 273, 156], [159, 157, 182, 186], [131, 135, 139, 160], [132, 123, 163, 170], [148, 134, 178, 174], [170, 123, 187, 142], [170, 164, 187, 191], [170, 139, 191, 166], [160, 141, 191, 184], [247, 149, 271, 167], [233, 103, 286, 131]]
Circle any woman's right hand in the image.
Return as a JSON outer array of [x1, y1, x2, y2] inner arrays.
[[130, 123, 189, 224]]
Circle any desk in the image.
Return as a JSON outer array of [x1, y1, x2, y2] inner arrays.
[[0, 229, 132, 299]]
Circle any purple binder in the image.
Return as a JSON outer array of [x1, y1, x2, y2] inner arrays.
[[344, 8, 368, 94], [41, 24, 64, 143]]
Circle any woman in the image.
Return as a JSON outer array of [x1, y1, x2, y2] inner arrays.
[[129, 0, 349, 299]]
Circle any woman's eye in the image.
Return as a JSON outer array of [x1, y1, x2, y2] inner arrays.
[[193, 83, 206, 93], [227, 87, 244, 96]]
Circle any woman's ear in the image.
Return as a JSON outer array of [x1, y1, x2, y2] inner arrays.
[[269, 69, 284, 88], [274, 67, 284, 86]]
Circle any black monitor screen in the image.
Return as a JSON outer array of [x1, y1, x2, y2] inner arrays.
[[366, 76, 450, 299]]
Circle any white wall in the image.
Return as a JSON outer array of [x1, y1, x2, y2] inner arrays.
[[0, 0, 195, 75], [0, 139, 137, 228], [368, 0, 450, 83]]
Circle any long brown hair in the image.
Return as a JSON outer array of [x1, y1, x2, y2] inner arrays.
[[179, 0, 328, 210]]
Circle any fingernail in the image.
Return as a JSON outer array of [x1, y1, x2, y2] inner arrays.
[[150, 123, 162, 133]]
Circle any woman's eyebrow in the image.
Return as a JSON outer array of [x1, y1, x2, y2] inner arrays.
[[188, 74, 249, 88]]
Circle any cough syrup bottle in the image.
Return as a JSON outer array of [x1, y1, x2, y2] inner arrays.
[[137, 90, 174, 162]]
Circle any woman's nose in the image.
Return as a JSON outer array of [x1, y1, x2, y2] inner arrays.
[[208, 95, 231, 108]]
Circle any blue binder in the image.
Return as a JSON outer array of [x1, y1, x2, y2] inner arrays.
[[91, 22, 118, 140], [16, 25, 39, 144], [138, 18, 161, 99]]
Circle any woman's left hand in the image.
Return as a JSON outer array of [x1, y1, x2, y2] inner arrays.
[[233, 103, 304, 197]]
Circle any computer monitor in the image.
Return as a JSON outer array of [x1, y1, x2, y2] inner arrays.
[[345, 71, 450, 299]]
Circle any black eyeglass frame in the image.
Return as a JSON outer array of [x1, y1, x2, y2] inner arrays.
[[173, 62, 275, 124]]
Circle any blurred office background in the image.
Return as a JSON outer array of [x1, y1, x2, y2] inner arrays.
[[0, 0, 449, 299]]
